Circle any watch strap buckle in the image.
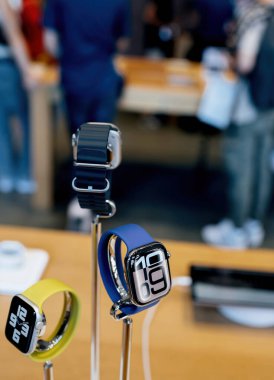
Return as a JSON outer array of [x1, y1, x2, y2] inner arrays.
[[110, 299, 131, 321], [72, 178, 110, 194], [97, 200, 116, 219]]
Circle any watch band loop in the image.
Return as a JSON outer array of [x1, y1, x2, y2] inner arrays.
[[72, 177, 110, 194], [72, 123, 120, 217], [23, 278, 81, 362]]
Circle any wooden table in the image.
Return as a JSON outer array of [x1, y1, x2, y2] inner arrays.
[[29, 56, 205, 210], [116, 56, 204, 114], [1, 225, 274, 379]]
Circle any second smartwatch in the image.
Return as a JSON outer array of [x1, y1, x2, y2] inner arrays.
[[98, 224, 171, 319], [5, 278, 80, 362]]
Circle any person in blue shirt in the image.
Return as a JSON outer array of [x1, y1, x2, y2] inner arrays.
[[43, 0, 130, 230], [43, 0, 131, 134]]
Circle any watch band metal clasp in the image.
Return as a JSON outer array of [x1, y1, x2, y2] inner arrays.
[[98, 200, 117, 219], [110, 299, 132, 321], [72, 178, 110, 194]]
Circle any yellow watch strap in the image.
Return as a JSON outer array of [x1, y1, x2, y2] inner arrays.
[[22, 278, 73, 310], [22, 278, 81, 362]]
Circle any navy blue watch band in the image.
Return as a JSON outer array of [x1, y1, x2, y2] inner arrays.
[[72, 123, 114, 216], [98, 224, 159, 316]]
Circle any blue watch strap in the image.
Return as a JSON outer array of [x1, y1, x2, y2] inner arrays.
[[98, 224, 159, 316], [114, 237, 128, 291], [110, 224, 154, 251]]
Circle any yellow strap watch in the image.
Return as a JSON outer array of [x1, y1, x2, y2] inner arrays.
[[5, 278, 81, 362]]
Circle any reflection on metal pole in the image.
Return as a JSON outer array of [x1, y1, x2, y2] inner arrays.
[[91, 219, 102, 380], [43, 361, 54, 380], [120, 317, 133, 380]]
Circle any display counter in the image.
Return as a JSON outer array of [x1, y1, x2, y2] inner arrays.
[[1, 225, 274, 379], [116, 56, 204, 114]]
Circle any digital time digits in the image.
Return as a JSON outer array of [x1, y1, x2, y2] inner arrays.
[[9, 305, 29, 343], [133, 250, 168, 302]]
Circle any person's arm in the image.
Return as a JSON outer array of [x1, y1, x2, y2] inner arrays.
[[114, 0, 131, 54], [236, 21, 267, 74], [43, 0, 60, 58], [0, 0, 31, 77]]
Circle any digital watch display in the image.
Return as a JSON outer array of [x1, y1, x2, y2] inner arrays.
[[125, 243, 171, 306], [5, 278, 80, 362], [98, 224, 172, 319], [5, 295, 41, 354]]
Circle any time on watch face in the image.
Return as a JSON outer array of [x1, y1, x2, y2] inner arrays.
[[126, 243, 171, 306], [5, 295, 37, 354]]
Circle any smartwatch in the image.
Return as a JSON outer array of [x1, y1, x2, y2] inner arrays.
[[5, 278, 80, 362], [98, 224, 171, 319], [72, 122, 121, 217]]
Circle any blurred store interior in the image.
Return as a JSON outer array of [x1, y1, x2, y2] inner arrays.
[[1, 0, 274, 248], [3, 1, 274, 379], [3, 108, 274, 247]]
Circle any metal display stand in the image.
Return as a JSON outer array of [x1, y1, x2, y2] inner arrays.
[[108, 239, 134, 380], [119, 318, 133, 380], [72, 123, 122, 380], [90, 202, 116, 380], [90, 217, 102, 380], [43, 361, 54, 380]]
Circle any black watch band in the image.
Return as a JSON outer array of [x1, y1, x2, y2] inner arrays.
[[72, 123, 121, 217]]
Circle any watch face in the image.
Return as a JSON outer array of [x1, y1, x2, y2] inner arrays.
[[5, 295, 38, 354], [126, 243, 171, 306]]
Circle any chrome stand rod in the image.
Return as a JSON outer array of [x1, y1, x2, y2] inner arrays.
[[91, 219, 102, 380], [119, 317, 133, 380], [43, 361, 54, 380]]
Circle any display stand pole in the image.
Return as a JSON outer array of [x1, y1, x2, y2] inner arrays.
[[119, 317, 133, 380], [43, 361, 54, 380], [91, 216, 102, 380], [72, 122, 121, 380]]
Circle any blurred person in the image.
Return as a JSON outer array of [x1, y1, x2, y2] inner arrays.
[[21, 0, 44, 60], [43, 0, 130, 136], [186, 0, 234, 62], [126, 0, 146, 55], [202, 0, 274, 249], [43, 0, 130, 229], [142, 0, 196, 59], [0, 0, 37, 193], [143, 0, 177, 58]]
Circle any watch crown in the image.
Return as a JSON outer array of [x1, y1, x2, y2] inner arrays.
[[36, 319, 46, 336], [72, 133, 78, 161], [35, 321, 43, 330], [71, 133, 77, 147]]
